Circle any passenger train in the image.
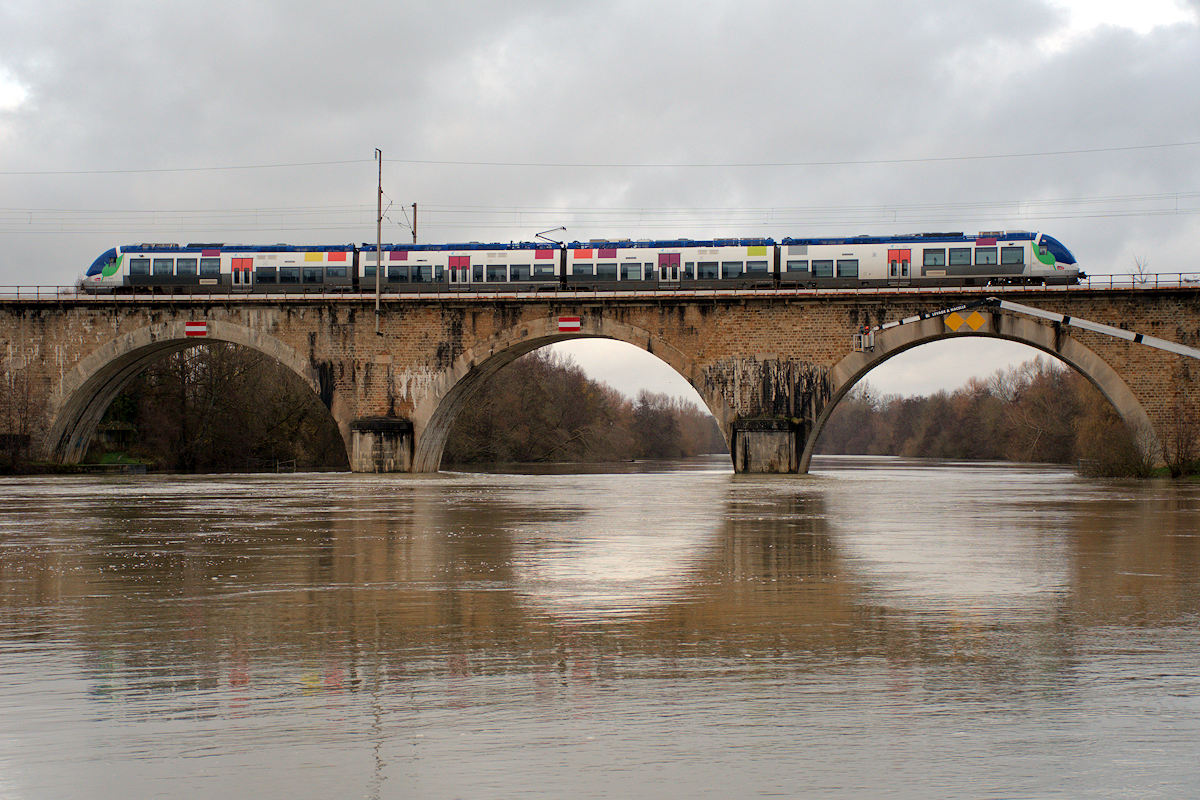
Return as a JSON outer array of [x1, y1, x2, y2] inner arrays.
[[82, 231, 1081, 292]]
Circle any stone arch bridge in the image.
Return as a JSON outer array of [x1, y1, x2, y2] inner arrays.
[[1, 287, 1197, 472]]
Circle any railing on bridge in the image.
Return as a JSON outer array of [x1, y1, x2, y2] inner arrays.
[[2, 273, 1199, 302]]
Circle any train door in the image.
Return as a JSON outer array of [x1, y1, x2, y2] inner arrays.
[[659, 252, 680, 283], [232, 258, 253, 291], [448, 256, 470, 287], [887, 249, 911, 287]]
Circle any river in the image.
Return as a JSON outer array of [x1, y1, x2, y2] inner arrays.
[[1, 456, 1199, 798]]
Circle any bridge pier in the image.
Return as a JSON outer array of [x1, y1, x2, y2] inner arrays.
[[731, 419, 801, 473], [349, 417, 413, 473]]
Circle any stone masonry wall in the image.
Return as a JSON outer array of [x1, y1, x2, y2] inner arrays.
[[0, 288, 1197, 470]]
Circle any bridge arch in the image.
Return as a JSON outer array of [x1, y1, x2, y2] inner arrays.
[[800, 313, 1159, 472], [410, 315, 731, 472], [45, 319, 332, 464]]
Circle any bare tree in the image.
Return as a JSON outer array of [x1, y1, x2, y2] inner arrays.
[[1133, 255, 1151, 286]]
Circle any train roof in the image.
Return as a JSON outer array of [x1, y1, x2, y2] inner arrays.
[[118, 243, 356, 253], [780, 231, 1039, 245], [566, 238, 776, 249], [367, 241, 562, 252]]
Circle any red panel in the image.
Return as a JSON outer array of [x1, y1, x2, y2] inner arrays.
[[201, 249, 220, 257], [327, 251, 347, 262], [535, 249, 553, 259], [574, 248, 593, 259], [976, 237, 997, 246], [389, 250, 408, 261], [232, 257, 252, 270], [598, 248, 616, 259]]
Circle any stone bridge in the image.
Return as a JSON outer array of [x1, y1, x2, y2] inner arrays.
[[1, 287, 1197, 472]]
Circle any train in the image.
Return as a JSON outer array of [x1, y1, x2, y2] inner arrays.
[[81, 230, 1081, 292]]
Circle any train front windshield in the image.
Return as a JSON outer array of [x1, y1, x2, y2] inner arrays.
[[1038, 235, 1077, 265]]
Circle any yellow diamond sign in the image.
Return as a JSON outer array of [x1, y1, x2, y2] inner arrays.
[[944, 312, 965, 331], [966, 311, 986, 331]]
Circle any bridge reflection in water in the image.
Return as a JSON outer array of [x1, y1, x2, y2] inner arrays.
[[2, 460, 1200, 796]]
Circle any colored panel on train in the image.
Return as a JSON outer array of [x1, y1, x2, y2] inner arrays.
[[304, 252, 323, 262], [536, 249, 554, 259], [389, 251, 408, 261], [575, 249, 593, 258], [327, 252, 347, 262]]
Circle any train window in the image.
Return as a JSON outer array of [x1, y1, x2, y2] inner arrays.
[[472, 265, 484, 282], [837, 259, 859, 277], [434, 266, 445, 281], [326, 267, 347, 278], [597, 263, 618, 280], [387, 266, 407, 282], [487, 265, 507, 282], [302, 268, 323, 283], [1001, 247, 1024, 265], [786, 260, 809, 273], [948, 248, 971, 266], [533, 264, 556, 278], [697, 262, 718, 280], [746, 260, 769, 273], [129, 258, 150, 276], [683, 262, 695, 279], [812, 259, 834, 277], [511, 264, 530, 280], [362, 265, 376, 278], [976, 247, 998, 265], [621, 263, 641, 280], [573, 263, 594, 277], [200, 258, 221, 277], [721, 261, 743, 279], [413, 266, 434, 282], [176, 258, 198, 276], [923, 249, 946, 267], [152, 258, 174, 276], [279, 267, 300, 283], [255, 267, 277, 283]]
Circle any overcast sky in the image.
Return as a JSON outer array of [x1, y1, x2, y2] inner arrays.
[[2, 0, 1198, 402]]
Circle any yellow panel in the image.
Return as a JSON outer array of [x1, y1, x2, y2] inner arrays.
[[304, 252, 324, 262], [746, 246, 767, 256]]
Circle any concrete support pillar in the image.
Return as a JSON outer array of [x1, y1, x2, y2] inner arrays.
[[349, 417, 414, 473], [731, 418, 800, 473]]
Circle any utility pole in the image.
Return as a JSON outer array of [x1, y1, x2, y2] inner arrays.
[[375, 148, 383, 334], [412, 203, 417, 245]]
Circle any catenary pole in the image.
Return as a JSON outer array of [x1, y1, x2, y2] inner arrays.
[[375, 149, 382, 333]]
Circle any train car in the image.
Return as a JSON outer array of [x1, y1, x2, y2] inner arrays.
[[778, 231, 1080, 288], [83, 243, 357, 292], [361, 242, 561, 292], [564, 238, 776, 290], [81, 230, 1080, 293]]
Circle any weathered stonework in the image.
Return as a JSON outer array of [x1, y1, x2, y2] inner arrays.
[[1, 288, 1197, 473]]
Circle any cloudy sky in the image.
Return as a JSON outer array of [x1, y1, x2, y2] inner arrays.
[[2, 0, 1198, 401]]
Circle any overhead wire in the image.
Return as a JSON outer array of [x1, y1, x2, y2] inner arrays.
[[2, 139, 1199, 176]]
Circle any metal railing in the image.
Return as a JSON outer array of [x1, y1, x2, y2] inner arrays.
[[2, 273, 1199, 302]]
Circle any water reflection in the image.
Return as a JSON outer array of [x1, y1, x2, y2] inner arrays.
[[2, 461, 1200, 797]]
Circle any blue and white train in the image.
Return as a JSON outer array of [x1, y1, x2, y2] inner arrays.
[[82, 230, 1081, 292]]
